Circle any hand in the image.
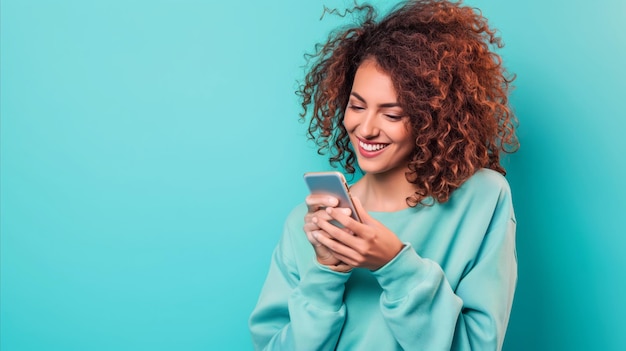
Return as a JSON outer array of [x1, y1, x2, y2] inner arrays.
[[312, 197, 405, 271], [303, 194, 352, 272]]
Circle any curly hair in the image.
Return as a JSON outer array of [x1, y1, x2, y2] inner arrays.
[[297, 0, 519, 206]]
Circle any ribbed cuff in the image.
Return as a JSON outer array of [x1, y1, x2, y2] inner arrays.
[[297, 261, 352, 311], [371, 243, 432, 301]]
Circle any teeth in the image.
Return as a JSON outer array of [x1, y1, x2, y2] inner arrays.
[[359, 140, 388, 152]]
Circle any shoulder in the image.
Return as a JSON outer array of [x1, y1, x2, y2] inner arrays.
[[276, 202, 315, 268], [467, 168, 509, 188], [456, 168, 512, 200], [446, 168, 514, 217], [281, 203, 309, 244], [284, 203, 308, 226]]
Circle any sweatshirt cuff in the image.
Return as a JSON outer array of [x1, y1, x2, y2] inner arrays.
[[371, 243, 432, 301], [297, 261, 352, 311]]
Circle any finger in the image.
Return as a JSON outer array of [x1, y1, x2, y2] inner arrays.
[[313, 224, 378, 269], [305, 210, 336, 230], [305, 194, 339, 212], [314, 214, 358, 243], [324, 206, 367, 236], [303, 222, 320, 233], [313, 219, 361, 252], [304, 229, 321, 245], [305, 207, 336, 225], [312, 229, 345, 251], [308, 230, 346, 267], [313, 235, 355, 264], [327, 250, 359, 268]]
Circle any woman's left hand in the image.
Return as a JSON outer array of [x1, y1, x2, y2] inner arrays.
[[312, 197, 405, 271]]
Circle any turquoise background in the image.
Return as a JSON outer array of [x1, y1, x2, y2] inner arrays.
[[1, 0, 625, 350]]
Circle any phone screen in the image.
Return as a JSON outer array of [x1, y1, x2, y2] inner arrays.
[[303, 171, 361, 222]]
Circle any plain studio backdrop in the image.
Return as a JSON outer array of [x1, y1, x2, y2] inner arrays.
[[1, 0, 625, 350]]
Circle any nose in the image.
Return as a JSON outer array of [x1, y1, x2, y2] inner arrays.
[[359, 112, 379, 138]]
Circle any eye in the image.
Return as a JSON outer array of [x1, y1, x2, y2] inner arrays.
[[384, 114, 404, 121], [347, 104, 365, 111]]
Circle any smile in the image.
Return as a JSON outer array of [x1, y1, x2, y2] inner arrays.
[[359, 140, 389, 152]]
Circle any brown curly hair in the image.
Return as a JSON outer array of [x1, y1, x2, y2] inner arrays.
[[298, 0, 519, 206]]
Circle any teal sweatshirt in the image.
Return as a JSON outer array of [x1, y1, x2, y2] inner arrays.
[[249, 169, 517, 350]]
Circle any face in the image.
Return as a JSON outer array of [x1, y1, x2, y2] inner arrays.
[[343, 59, 414, 177]]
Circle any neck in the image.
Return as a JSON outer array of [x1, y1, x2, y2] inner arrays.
[[352, 168, 416, 212]]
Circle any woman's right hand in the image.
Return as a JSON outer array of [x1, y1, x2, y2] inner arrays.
[[303, 195, 352, 272]]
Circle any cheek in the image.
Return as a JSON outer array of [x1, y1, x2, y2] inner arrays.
[[389, 124, 412, 143], [398, 123, 414, 146], [342, 112, 357, 132], [395, 132, 416, 154]]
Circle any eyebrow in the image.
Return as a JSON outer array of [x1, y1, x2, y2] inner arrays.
[[350, 92, 401, 108]]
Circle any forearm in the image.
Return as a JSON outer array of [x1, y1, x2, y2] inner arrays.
[[373, 245, 462, 349], [250, 258, 351, 350], [373, 242, 516, 350]]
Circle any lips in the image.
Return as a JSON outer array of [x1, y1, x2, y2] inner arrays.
[[357, 139, 389, 158], [359, 140, 388, 151]]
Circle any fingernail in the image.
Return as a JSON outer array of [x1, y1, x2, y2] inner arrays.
[[329, 197, 338, 205], [312, 217, 318, 223]]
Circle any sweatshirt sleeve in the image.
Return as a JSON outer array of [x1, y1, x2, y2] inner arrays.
[[372, 186, 517, 351], [248, 217, 352, 351]]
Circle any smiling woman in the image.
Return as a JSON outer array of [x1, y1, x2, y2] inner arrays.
[[343, 59, 416, 191], [3, 0, 625, 349], [249, 0, 519, 350]]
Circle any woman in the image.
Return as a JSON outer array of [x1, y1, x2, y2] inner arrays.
[[249, 0, 519, 349]]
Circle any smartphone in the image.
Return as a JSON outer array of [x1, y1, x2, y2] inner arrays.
[[303, 171, 361, 223]]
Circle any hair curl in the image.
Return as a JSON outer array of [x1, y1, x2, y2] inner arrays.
[[297, 0, 519, 206]]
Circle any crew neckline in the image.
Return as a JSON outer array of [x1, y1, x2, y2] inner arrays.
[[366, 201, 430, 219]]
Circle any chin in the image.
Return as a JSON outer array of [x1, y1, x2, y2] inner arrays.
[[357, 157, 410, 176], [357, 163, 394, 176]]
